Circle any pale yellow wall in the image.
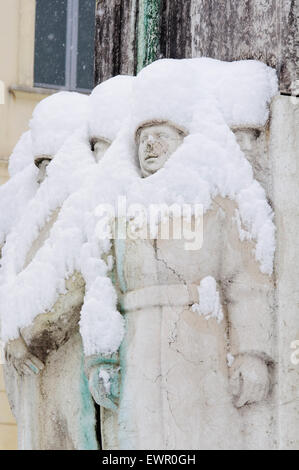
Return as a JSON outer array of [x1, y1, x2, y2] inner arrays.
[[0, 0, 52, 450]]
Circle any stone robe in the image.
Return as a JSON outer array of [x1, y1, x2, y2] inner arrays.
[[113, 198, 276, 450]]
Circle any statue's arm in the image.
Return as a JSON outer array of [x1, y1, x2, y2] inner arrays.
[[6, 273, 85, 375], [5, 335, 44, 376], [223, 217, 275, 408]]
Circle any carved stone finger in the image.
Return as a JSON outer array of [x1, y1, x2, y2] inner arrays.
[[28, 355, 44, 372]]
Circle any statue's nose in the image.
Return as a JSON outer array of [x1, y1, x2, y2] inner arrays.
[[146, 141, 154, 151]]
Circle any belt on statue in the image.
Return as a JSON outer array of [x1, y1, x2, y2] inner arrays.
[[120, 284, 199, 313]]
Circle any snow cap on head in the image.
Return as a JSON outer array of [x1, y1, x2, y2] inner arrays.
[[88, 75, 135, 143], [131, 58, 278, 138], [30, 91, 89, 158], [186, 58, 278, 128], [132, 59, 196, 138]]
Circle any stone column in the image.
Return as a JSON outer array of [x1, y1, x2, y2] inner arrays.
[[94, 0, 138, 84], [270, 95, 299, 449]]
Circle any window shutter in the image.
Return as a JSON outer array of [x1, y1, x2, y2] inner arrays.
[[34, 0, 68, 88], [76, 0, 96, 91]]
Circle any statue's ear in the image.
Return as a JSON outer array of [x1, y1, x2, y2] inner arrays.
[[135, 129, 142, 145]]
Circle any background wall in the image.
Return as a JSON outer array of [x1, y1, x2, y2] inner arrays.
[[95, 0, 299, 94]]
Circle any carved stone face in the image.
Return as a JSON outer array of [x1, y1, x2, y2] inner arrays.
[[34, 157, 52, 185], [90, 138, 111, 163], [137, 123, 185, 177]]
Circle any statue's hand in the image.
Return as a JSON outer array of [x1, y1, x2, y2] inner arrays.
[[5, 337, 44, 377], [88, 364, 120, 412], [230, 355, 270, 408]]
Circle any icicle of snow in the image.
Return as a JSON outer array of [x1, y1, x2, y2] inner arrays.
[[227, 353, 235, 368], [192, 276, 224, 323]]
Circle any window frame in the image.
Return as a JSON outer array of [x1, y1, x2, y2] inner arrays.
[[34, 0, 95, 93]]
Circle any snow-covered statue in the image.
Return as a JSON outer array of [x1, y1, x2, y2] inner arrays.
[[81, 76, 135, 450], [96, 59, 278, 450], [1, 91, 90, 449], [0, 57, 282, 450], [1, 78, 135, 450]]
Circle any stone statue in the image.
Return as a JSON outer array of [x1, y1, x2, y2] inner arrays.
[[3, 92, 93, 450], [3, 78, 135, 450], [82, 76, 135, 451], [93, 118, 275, 450]]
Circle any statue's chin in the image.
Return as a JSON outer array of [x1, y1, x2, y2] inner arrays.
[[141, 158, 163, 177]]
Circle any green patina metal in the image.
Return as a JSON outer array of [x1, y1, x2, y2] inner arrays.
[[79, 354, 99, 450], [115, 238, 127, 295], [137, 0, 162, 72], [29, 363, 39, 374]]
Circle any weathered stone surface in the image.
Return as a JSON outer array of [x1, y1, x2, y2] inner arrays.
[[190, 0, 299, 94], [160, 0, 192, 60], [116, 200, 276, 449], [94, 0, 298, 93], [270, 95, 299, 449], [95, 0, 138, 84]]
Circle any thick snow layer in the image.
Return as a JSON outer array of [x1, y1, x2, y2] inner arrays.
[[8, 131, 33, 177], [131, 58, 278, 136], [0, 164, 38, 247], [0, 132, 38, 245], [0, 92, 90, 251], [88, 75, 135, 142], [0, 129, 95, 281], [30, 91, 89, 157], [0, 92, 90, 249], [192, 276, 224, 323], [0, 59, 278, 356]]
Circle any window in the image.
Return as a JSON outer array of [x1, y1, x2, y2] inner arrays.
[[34, 0, 96, 92]]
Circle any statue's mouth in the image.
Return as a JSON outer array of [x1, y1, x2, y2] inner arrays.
[[145, 154, 159, 160]]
